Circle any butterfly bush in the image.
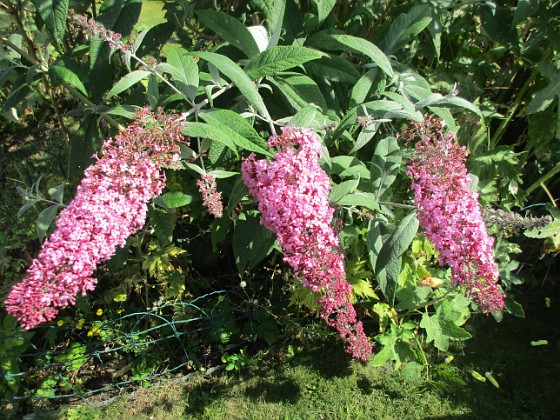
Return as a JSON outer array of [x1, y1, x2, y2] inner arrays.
[[5, 109, 185, 329], [405, 117, 504, 313], [241, 127, 372, 360]]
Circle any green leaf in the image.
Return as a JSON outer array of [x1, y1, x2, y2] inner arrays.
[[106, 70, 150, 98], [196, 10, 260, 58], [310, 0, 336, 24], [194, 51, 270, 119], [347, 278, 376, 299], [233, 212, 277, 272], [317, 34, 394, 78], [272, 74, 328, 111], [98, 0, 142, 37], [287, 105, 319, 128], [49, 65, 88, 97], [158, 191, 194, 208], [4, 76, 31, 111], [207, 170, 239, 179], [420, 312, 471, 352], [511, 0, 539, 28], [367, 218, 401, 303], [524, 219, 560, 239], [329, 179, 359, 203], [350, 69, 385, 106], [147, 74, 159, 108], [202, 109, 268, 149], [69, 115, 101, 180], [198, 114, 272, 156], [166, 48, 199, 102], [17, 198, 41, 218], [382, 5, 431, 55], [32, 0, 69, 49], [370, 137, 402, 200], [416, 95, 482, 117], [337, 192, 379, 212], [246, 46, 324, 79], [36, 205, 59, 242], [371, 325, 415, 368], [375, 211, 419, 273], [48, 183, 65, 203], [104, 104, 139, 118], [182, 122, 237, 154], [526, 63, 560, 139], [395, 285, 431, 311], [149, 207, 175, 244], [305, 54, 361, 83]]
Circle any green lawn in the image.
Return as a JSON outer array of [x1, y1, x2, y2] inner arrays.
[[39, 286, 559, 420], [137, 0, 167, 31]]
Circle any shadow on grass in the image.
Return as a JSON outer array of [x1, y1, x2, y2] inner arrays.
[[243, 376, 301, 404], [440, 284, 560, 419]]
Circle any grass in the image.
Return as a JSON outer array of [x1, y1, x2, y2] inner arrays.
[[26, 285, 557, 420], [136, 1, 167, 31], [54, 346, 467, 419]]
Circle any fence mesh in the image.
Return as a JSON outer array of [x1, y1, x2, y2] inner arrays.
[[0, 288, 254, 404]]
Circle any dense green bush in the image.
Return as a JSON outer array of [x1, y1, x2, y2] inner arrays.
[[0, 0, 558, 406]]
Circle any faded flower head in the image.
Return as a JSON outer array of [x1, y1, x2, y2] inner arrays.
[[5, 109, 186, 329], [405, 117, 504, 313], [241, 127, 372, 360], [72, 15, 133, 52], [197, 174, 223, 218]]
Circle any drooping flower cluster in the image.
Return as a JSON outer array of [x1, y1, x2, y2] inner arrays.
[[241, 127, 372, 360], [72, 15, 133, 52], [404, 117, 504, 313], [197, 174, 223, 218], [5, 109, 185, 329]]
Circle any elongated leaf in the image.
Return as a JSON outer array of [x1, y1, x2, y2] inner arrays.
[[198, 114, 272, 156], [4, 76, 30, 111], [183, 122, 237, 154], [196, 10, 260, 58], [305, 54, 361, 83], [272, 74, 327, 111], [246, 46, 324, 79], [18, 198, 41, 218], [233, 212, 276, 272], [375, 211, 419, 273], [350, 68, 385, 106], [320, 34, 394, 78], [416, 95, 482, 117], [36, 205, 60, 242], [370, 137, 402, 200], [49, 65, 88, 96], [207, 170, 239, 179], [166, 48, 199, 101], [106, 70, 150, 98], [337, 192, 379, 212], [32, 0, 69, 49], [194, 51, 270, 119], [98, 0, 142, 37], [69, 115, 101, 180], [329, 179, 359, 203], [134, 23, 174, 57], [158, 191, 194, 208], [202, 109, 268, 148], [382, 5, 431, 55], [311, 0, 336, 24]]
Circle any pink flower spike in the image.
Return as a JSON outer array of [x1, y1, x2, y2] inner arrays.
[[5, 109, 186, 329], [197, 174, 223, 218], [405, 117, 504, 313], [242, 127, 372, 360]]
